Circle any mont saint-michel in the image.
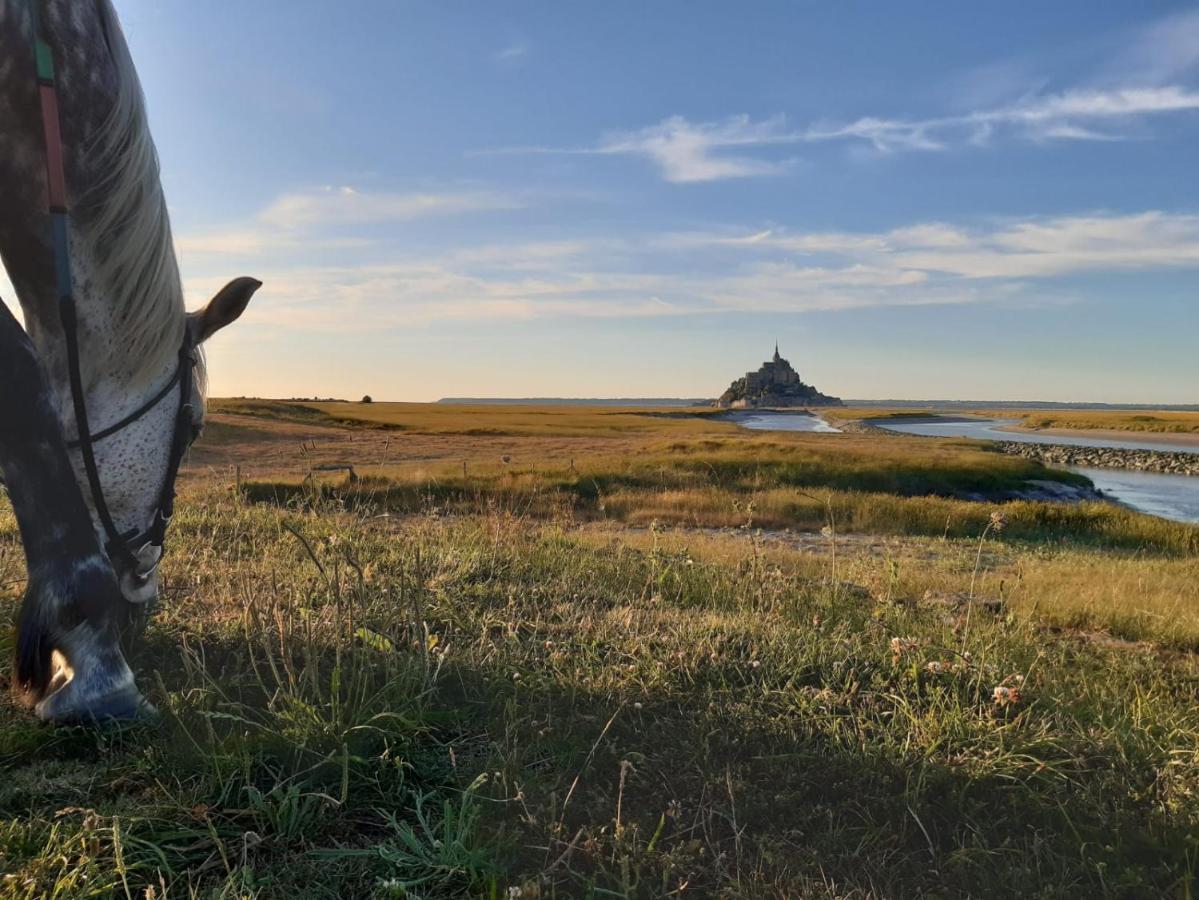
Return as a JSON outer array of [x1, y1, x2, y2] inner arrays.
[[715, 345, 843, 408]]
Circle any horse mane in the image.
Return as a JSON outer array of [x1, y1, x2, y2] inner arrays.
[[81, 0, 204, 397]]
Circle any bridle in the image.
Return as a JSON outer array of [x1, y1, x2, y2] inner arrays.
[[62, 309, 199, 581], [31, 2, 199, 582]]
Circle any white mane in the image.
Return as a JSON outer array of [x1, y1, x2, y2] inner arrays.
[[82, 0, 204, 395]]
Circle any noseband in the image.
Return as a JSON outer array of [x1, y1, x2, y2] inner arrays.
[[32, 3, 198, 581]]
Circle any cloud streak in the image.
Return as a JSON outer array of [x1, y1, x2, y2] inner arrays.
[[176, 186, 524, 258], [179, 206, 1199, 330], [498, 83, 1199, 182], [258, 186, 521, 230], [595, 115, 795, 183], [486, 12, 1199, 182], [674, 211, 1199, 279], [814, 86, 1199, 151], [494, 40, 529, 62]]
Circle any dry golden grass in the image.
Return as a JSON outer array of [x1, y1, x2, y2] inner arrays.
[[217, 398, 1199, 438], [210, 398, 732, 437], [215, 403, 1199, 646], [198, 407, 1072, 482], [1018, 409, 1199, 434], [593, 524, 1199, 651], [4, 399, 1199, 896]]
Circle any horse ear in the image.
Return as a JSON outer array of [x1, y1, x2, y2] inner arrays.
[[187, 277, 262, 345]]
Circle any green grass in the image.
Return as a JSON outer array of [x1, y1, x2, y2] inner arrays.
[[3, 491, 1198, 897], [240, 437, 1199, 556]]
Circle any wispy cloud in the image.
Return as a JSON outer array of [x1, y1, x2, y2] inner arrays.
[[813, 86, 1199, 151], [258, 186, 520, 230], [484, 10, 1199, 181], [177, 186, 523, 258], [180, 206, 1199, 329], [1097, 8, 1199, 87], [595, 115, 795, 183], [496, 82, 1199, 182], [494, 40, 529, 62], [668, 211, 1199, 279]]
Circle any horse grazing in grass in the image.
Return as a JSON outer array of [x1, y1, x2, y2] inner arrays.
[[0, 0, 260, 722]]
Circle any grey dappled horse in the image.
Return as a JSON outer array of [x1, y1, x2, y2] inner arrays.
[[0, 0, 259, 722]]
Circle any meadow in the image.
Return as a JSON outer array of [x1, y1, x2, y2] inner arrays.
[[2, 403, 1198, 898], [1016, 410, 1199, 435]]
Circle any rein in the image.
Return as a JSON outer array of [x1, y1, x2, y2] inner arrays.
[[30, 4, 198, 581]]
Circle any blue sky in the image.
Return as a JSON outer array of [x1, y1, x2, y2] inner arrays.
[[13, 2, 1199, 402]]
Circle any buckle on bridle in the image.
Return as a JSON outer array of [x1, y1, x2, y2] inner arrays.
[[131, 541, 162, 584]]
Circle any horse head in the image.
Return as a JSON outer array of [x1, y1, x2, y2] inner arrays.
[[0, 0, 259, 720]]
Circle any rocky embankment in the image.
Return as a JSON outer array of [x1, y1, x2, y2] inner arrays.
[[985, 478, 1104, 503], [835, 420, 882, 434], [844, 419, 1199, 477], [995, 442, 1199, 476]]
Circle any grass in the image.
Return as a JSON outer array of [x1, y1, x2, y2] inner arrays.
[[241, 437, 1199, 555], [210, 399, 733, 438], [2, 403, 1199, 897], [1018, 411, 1199, 435]]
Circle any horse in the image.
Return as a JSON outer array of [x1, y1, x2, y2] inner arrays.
[[0, 0, 260, 722]]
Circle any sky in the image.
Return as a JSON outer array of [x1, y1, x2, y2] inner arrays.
[[6, 1, 1199, 403]]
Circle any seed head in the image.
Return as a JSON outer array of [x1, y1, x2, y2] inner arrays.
[[890, 636, 919, 663]]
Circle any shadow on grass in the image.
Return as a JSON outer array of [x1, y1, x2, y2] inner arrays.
[[2, 614, 1194, 898]]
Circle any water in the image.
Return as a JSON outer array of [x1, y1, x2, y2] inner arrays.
[[727, 411, 842, 433], [876, 417, 1199, 456], [1071, 467, 1199, 524], [874, 417, 1199, 524], [733, 412, 1199, 524]]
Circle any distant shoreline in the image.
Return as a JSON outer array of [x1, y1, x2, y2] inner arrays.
[[855, 414, 992, 425], [437, 397, 709, 407], [437, 397, 1199, 411]]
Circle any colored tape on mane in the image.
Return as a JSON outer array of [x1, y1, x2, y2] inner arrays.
[[37, 85, 68, 211], [35, 40, 55, 83]]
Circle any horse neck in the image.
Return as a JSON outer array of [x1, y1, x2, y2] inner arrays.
[[53, 235, 187, 408], [0, 0, 187, 408]]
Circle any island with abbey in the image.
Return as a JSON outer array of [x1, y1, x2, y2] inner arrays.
[[714, 345, 843, 409]]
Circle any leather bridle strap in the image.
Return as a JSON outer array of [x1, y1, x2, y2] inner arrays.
[[29, 3, 139, 572], [31, 0, 196, 579], [67, 367, 182, 448], [58, 296, 142, 572]]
